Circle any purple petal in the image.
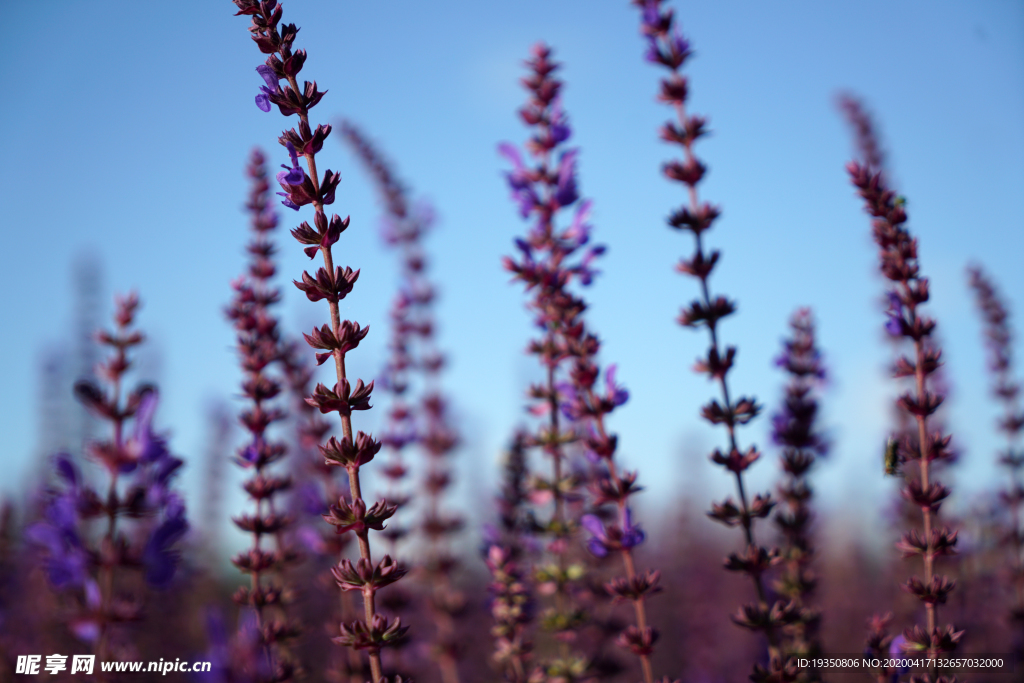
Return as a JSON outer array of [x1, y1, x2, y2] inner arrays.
[[580, 514, 606, 540], [143, 515, 188, 587], [164, 492, 186, 521], [255, 92, 271, 112], [84, 579, 102, 609], [642, 1, 660, 28], [53, 454, 78, 486], [285, 141, 300, 167], [71, 619, 100, 643], [565, 199, 592, 246], [622, 526, 645, 549], [298, 483, 326, 517], [296, 525, 326, 555], [621, 508, 645, 548], [586, 537, 609, 558], [256, 64, 279, 92], [549, 102, 572, 144], [240, 440, 261, 464], [554, 150, 579, 207], [605, 365, 629, 406], [135, 391, 158, 435], [644, 39, 661, 64], [153, 456, 183, 485], [514, 187, 538, 218], [551, 123, 571, 145], [497, 142, 524, 171], [670, 31, 690, 56], [25, 522, 63, 554]]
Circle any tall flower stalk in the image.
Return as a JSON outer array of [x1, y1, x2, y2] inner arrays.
[[771, 309, 827, 676], [230, 2, 405, 679], [843, 96, 962, 676], [967, 266, 1023, 658], [226, 148, 301, 682], [567, 331, 663, 683], [340, 121, 467, 683], [634, 2, 788, 679], [280, 338, 364, 683], [500, 43, 604, 683], [487, 432, 535, 683], [28, 294, 188, 673]]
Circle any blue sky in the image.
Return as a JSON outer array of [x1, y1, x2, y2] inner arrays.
[[1, 0, 1022, 536]]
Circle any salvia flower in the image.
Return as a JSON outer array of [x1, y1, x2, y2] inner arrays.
[[771, 308, 828, 675], [967, 265, 1024, 660], [502, 41, 667, 683], [255, 64, 279, 112], [842, 94, 962, 673], [230, 5, 395, 678], [500, 43, 599, 683], [634, 1, 781, 679], [341, 120, 467, 683], [581, 509, 645, 558], [226, 148, 302, 680], [32, 294, 190, 663]]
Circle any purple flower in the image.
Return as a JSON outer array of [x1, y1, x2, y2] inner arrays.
[[888, 635, 910, 674], [553, 150, 579, 207], [26, 491, 89, 589], [131, 390, 170, 464], [514, 237, 533, 258], [277, 142, 305, 186], [581, 514, 610, 557], [643, 37, 662, 65], [381, 427, 418, 450], [573, 244, 605, 286], [620, 508, 645, 548], [142, 503, 188, 588], [580, 424, 606, 464], [276, 142, 306, 210], [604, 365, 629, 407], [68, 580, 103, 642], [297, 482, 327, 517], [295, 525, 327, 555], [556, 381, 584, 421], [549, 101, 572, 145], [669, 32, 690, 58], [54, 453, 78, 487], [885, 290, 904, 336], [238, 437, 262, 467], [581, 508, 644, 558], [641, 1, 661, 31], [564, 199, 592, 248], [194, 609, 232, 683], [499, 142, 539, 218], [255, 64, 279, 112]]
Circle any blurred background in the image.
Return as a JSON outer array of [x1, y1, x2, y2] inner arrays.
[[1, 0, 1022, 553]]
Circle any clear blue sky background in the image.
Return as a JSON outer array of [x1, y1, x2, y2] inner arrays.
[[1, 0, 1022, 536]]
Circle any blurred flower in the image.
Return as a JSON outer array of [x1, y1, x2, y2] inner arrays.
[[884, 291, 903, 336], [143, 496, 188, 588]]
